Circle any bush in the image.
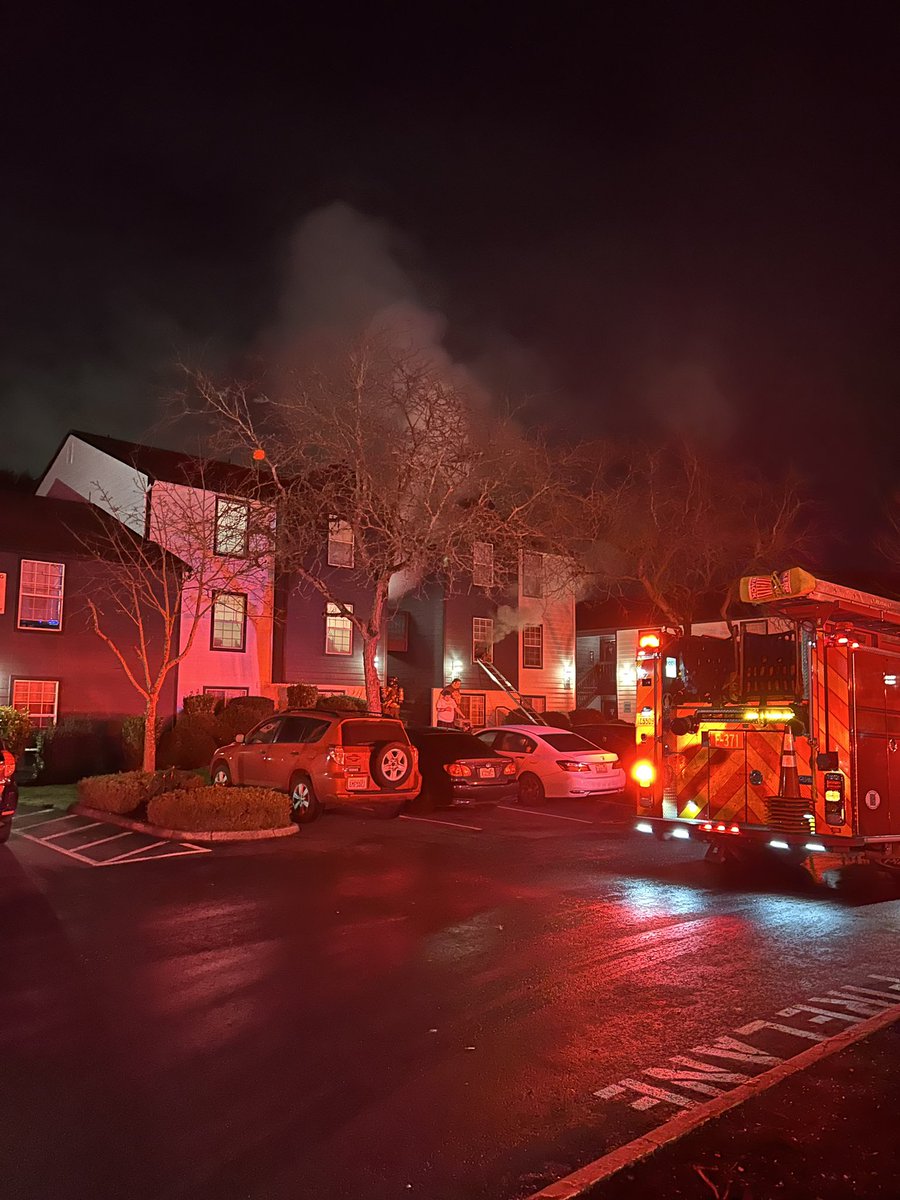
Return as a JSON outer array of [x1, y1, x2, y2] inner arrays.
[[41, 717, 124, 784], [183, 693, 220, 719], [158, 713, 221, 770], [147, 785, 291, 832], [0, 706, 33, 757], [216, 696, 275, 742], [569, 708, 605, 725], [316, 694, 367, 713], [121, 714, 165, 771], [543, 710, 572, 730], [286, 683, 319, 709], [78, 769, 204, 814]]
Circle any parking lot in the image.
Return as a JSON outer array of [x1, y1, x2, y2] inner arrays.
[[11, 807, 211, 866]]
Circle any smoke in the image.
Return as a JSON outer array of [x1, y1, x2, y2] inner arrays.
[[492, 603, 534, 642], [644, 359, 736, 444]]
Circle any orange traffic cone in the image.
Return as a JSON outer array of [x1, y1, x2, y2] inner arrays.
[[777, 727, 801, 797]]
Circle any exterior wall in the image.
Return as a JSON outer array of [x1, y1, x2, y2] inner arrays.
[[386, 588, 445, 724], [516, 580, 576, 714], [0, 548, 178, 723], [441, 588, 518, 693], [274, 571, 370, 696], [148, 481, 274, 704], [37, 434, 148, 532]]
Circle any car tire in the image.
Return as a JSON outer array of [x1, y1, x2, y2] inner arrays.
[[370, 741, 413, 789], [211, 760, 232, 787], [290, 773, 322, 824], [517, 773, 545, 805]]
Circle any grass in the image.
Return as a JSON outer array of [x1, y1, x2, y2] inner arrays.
[[17, 783, 78, 812]]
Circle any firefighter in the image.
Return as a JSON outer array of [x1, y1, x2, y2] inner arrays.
[[381, 677, 404, 720]]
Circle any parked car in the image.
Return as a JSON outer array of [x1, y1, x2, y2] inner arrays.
[[406, 727, 518, 808], [210, 710, 421, 823], [1, 738, 19, 844], [570, 719, 640, 798], [475, 724, 626, 804]]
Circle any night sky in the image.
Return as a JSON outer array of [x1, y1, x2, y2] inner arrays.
[[3, 4, 899, 564]]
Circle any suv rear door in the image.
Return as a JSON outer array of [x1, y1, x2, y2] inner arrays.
[[339, 719, 415, 792]]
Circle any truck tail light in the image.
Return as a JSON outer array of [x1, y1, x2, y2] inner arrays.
[[445, 762, 473, 777], [557, 759, 592, 772], [823, 771, 845, 824], [631, 759, 656, 788]]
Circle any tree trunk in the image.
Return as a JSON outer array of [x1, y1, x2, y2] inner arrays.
[[142, 694, 158, 772], [362, 581, 389, 714]]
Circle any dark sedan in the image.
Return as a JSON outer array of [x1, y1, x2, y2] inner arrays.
[[1, 738, 19, 844], [406, 727, 517, 808]]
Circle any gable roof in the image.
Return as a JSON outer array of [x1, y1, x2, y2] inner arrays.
[[69, 431, 268, 496]]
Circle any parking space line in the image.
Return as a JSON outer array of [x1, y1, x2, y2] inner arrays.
[[498, 805, 593, 824], [13, 813, 83, 832], [106, 839, 170, 862], [76, 830, 136, 851], [15, 833, 100, 865], [400, 814, 483, 832], [41, 822, 105, 841], [99, 844, 211, 864]]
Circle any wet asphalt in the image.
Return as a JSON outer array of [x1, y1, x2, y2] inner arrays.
[[3, 798, 899, 1200]]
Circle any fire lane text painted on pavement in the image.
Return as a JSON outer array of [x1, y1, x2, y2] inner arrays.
[[593, 973, 900, 1117]]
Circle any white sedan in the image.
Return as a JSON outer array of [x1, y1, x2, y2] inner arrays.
[[475, 724, 626, 804]]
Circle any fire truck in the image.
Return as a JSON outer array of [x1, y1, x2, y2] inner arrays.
[[631, 567, 900, 877]]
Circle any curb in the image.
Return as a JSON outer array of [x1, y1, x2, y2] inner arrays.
[[73, 804, 299, 844]]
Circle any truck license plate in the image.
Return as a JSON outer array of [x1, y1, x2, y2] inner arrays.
[[346, 775, 368, 791]]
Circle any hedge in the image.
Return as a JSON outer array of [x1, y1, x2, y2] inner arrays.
[[147, 785, 291, 832], [78, 769, 204, 814]]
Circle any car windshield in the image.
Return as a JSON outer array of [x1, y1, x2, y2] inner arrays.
[[539, 732, 602, 752], [341, 720, 407, 746], [418, 733, 494, 758]]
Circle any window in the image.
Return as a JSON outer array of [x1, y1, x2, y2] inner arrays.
[[325, 601, 353, 655], [214, 497, 249, 557], [12, 679, 59, 728], [520, 695, 546, 713], [18, 560, 65, 630], [538, 732, 599, 752], [388, 610, 409, 652], [496, 731, 537, 754], [211, 592, 247, 651], [472, 617, 494, 663], [327, 519, 354, 568], [458, 693, 486, 727], [202, 686, 249, 703], [245, 718, 281, 745], [473, 541, 494, 588], [522, 624, 543, 669], [522, 551, 544, 598], [277, 716, 329, 743]]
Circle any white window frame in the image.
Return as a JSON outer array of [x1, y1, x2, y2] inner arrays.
[[210, 591, 247, 652], [327, 519, 355, 568], [17, 560, 65, 631], [522, 551, 544, 599], [214, 497, 250, 558], [522, 624, 544, 669], [11, 679, 59, 728], [520, 694, 546, 714], [473, 541, 494, 588], [458, 693, 486, 727], [325, 601, 354, 656], [202, 686, 250, 702], [472, 617, 494, 664]]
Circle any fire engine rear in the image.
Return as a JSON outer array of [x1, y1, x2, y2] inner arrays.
[[632, 568, 900, 878]]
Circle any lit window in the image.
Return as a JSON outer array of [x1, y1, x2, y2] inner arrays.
[[520, 694, 546, 714], [458, 694, 486, 727], [522, 551, 544, 598], [12, 679, 59, 728], [202, 686, 250, 702], [18, 560, 65, 630], [473, 617, 494, 664], [473, 541, 494, 588], [211, 593, 247, 651], [325, 601, 354, 655], [214, 497, 249, 557], [327, 520, 354, 568], [522, 624, 543, 669]]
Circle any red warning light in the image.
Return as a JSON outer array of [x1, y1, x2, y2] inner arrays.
[[252, 448, 266, 461]]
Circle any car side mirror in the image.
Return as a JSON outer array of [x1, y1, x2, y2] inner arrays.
[[234, 732, 245, 744]]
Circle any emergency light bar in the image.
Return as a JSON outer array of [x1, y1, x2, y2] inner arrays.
[[740, 567, 900, 620]]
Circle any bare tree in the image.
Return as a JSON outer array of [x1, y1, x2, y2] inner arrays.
[[82, 479, 270, 771], [877, 494, 900, 572], [588, 441, 813, 633], [190, 336, 588, 712]]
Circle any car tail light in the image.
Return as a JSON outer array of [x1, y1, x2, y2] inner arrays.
[[502, 761, 516, 776], [823, 771, 845, 824], [631, 759, 656, 788], [444, 762, 473, 777], [327, 744, 345, 766], [557, 759, 592, 772]]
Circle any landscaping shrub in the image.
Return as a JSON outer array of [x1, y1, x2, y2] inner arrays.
[[147, 785, 291, 832], [316, 694, 367, 713], [183, 692, 220, 719], [569, 707, 605, 725], [543, 710, 572, 730], [216, 695, 275, 742], [77, 769, 204, 814], [42, 717, 123, 784], [158, 713, 221, 769], [0, 706, 33, 757], [121, 714, 165, 770], [286, 683, 319, 709]]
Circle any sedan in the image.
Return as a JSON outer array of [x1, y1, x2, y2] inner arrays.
[[475, 724, 626, 804], [1, 738, 18, 844], [406, 727, 518, 808]]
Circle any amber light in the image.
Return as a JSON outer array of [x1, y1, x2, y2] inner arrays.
[[252, 447, 266, 461], [631, 759, 656, 788], [638, 632, 661, 649]]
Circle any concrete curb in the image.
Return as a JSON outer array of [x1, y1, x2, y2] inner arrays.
[[73, 804, 299, 844]]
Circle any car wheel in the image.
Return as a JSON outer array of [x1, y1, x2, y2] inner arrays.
[[517, 772, 545, 805], [370, 741, 413, 789], [290, 774, 322, 824], [211, 761, 231, 787]]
